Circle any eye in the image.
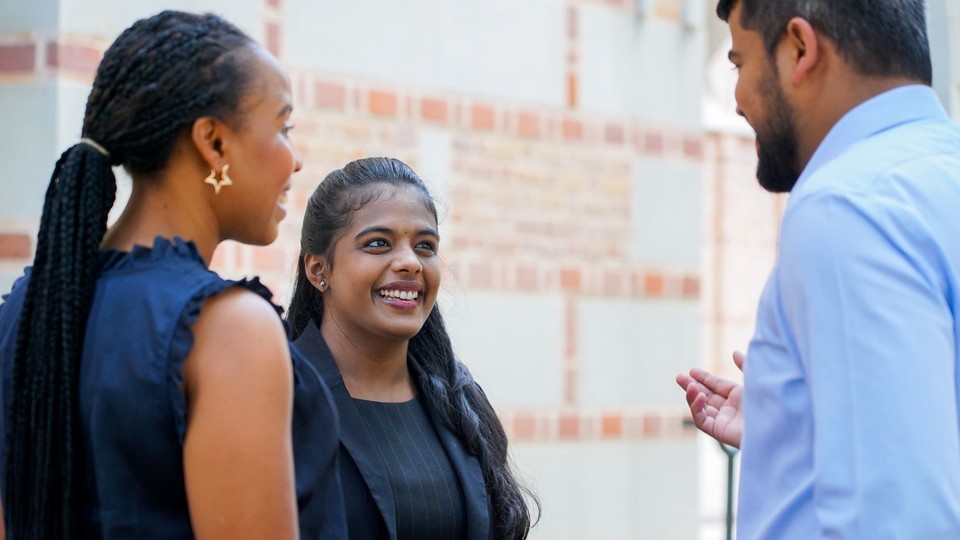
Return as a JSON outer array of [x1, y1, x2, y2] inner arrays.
[[415, 240, 437, 254], [363, 238, 389, 249], [281, 123, 295, 137]]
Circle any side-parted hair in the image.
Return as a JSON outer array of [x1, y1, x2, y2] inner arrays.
[[288, 157, 540, 539], [6, 11, 257, 539], [717, 0, 931, 84]]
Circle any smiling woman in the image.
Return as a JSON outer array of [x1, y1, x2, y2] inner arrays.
[[288, 157, 540, 540]]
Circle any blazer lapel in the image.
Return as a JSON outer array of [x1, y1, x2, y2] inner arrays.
[[412, 365, 492, 540], [293, 322, 398, 540]]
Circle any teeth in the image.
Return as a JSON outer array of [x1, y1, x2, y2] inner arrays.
[[278, 192, 288, 205], [378, 289, 419, 300]]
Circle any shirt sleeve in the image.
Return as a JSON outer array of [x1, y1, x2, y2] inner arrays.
[[777, 191, 960, 537]]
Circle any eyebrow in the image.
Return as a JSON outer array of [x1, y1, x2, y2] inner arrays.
[[276, 103, 292, 119], [727, 50, 741, 63], [355, 225, 440, 240]]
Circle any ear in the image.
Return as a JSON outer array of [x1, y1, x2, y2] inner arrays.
[[304, 253, 329, 292], [190, 116, 228, 171], [781, 16, 820, 87]]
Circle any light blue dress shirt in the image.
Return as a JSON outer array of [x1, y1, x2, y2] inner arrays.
[[738, 85, 960, 539]]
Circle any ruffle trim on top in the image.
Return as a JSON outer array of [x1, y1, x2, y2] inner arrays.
[[167, 273, 286, 443], [99, 236, 205, 273], [100, 236, 287, 444]]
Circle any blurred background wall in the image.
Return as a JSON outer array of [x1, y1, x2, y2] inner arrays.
[[0, 0, 957, 538]]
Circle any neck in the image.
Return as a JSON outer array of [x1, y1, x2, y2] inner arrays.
[[320, 316, 415, 402], [796, 76, 922, 169], [101, 178, 221, 264]]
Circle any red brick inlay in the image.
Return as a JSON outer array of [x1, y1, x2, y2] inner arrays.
[[420, 97, 448, 124], [643, 131, 665, 155], [559, 267, 581, 292], [683, 136, 704, 159], [601, 414, 623, 438], [46, 42, 101, 73], [558, 414, 580, 439], [0, 44, 35, 72], [516, 111, 540, 139], [471, 104, 495, 130], [369, 89, 398, 117], [566, 72, 578, 109], [513, 413, 537, 440], [562, 118, 583, 141], [644, 272, 665, 296], [265, 22, 281, 57], [503, 409, 695, 443], [315, 82, 346, 110], [0, 233, 32, 260], [566, 6, 578, 40], [682, 276, 700, 297]]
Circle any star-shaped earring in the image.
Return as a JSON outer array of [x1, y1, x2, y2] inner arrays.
[[204, 164, 233, 194]]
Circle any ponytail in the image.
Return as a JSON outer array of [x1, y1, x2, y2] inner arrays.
[[5, 144, 116, 538]]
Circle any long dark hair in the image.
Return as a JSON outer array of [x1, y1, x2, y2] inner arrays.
[[5, 11, 256, 538], [288, 157, 539, 538]]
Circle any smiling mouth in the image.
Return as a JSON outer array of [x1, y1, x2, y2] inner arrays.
[[377, 289, 420, 301]]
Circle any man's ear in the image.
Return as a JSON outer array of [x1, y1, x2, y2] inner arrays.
[[190, 116, 227, 170], [781, 16, 820, 87], [304, 253, 329, 292]]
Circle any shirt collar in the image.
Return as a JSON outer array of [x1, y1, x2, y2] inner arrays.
[[793, 85, 947, 193]]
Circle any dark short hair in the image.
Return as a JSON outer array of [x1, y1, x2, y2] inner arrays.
[[716, 0, 931, 84]]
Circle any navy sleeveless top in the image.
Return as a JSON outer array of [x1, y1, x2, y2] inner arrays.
[[0, 237, 347, 539]]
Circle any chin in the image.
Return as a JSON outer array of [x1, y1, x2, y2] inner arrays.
[[237, 228, 279, 247]]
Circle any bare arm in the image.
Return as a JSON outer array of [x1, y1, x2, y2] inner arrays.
[[182, 288, 297, 539]]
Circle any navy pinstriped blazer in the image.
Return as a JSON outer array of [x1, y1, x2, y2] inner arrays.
[[293, 321, 492, 540]]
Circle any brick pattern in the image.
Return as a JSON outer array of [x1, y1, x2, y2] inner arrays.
[[46, 41, 100, 73], [263, 0, 284, 57], [0, 38, 104, 79], [499, 408, 696, 442], [566, 5, 579, 109], [291, 71, 704, 160], [443, 255, 699, 299], [0, 44, 36, 73], [569, 0, 687, 22], [0, 233, 32, 260]]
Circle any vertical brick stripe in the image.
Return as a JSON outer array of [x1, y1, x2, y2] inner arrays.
[[265, 22, 281, 57]]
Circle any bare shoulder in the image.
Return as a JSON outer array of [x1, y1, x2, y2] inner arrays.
[[184, 286, 291, 391]]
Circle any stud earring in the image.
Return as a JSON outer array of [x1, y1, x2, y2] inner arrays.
[[319, 280, 327, 289], [204, 164, 233, 194]]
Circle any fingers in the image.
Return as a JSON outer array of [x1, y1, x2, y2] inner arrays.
[[689, 368, 738, 398], [732, 350, 745, 371]]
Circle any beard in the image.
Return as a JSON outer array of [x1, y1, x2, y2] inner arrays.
[[754, 72, 802, 193]]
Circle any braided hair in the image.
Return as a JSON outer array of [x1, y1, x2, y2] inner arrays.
[[5, 11, 256, 538], [288, 157, 540, 539]]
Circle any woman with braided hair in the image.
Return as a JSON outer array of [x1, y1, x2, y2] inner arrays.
[[288, 157, 539, 540], [0, 10, 345, 539]]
